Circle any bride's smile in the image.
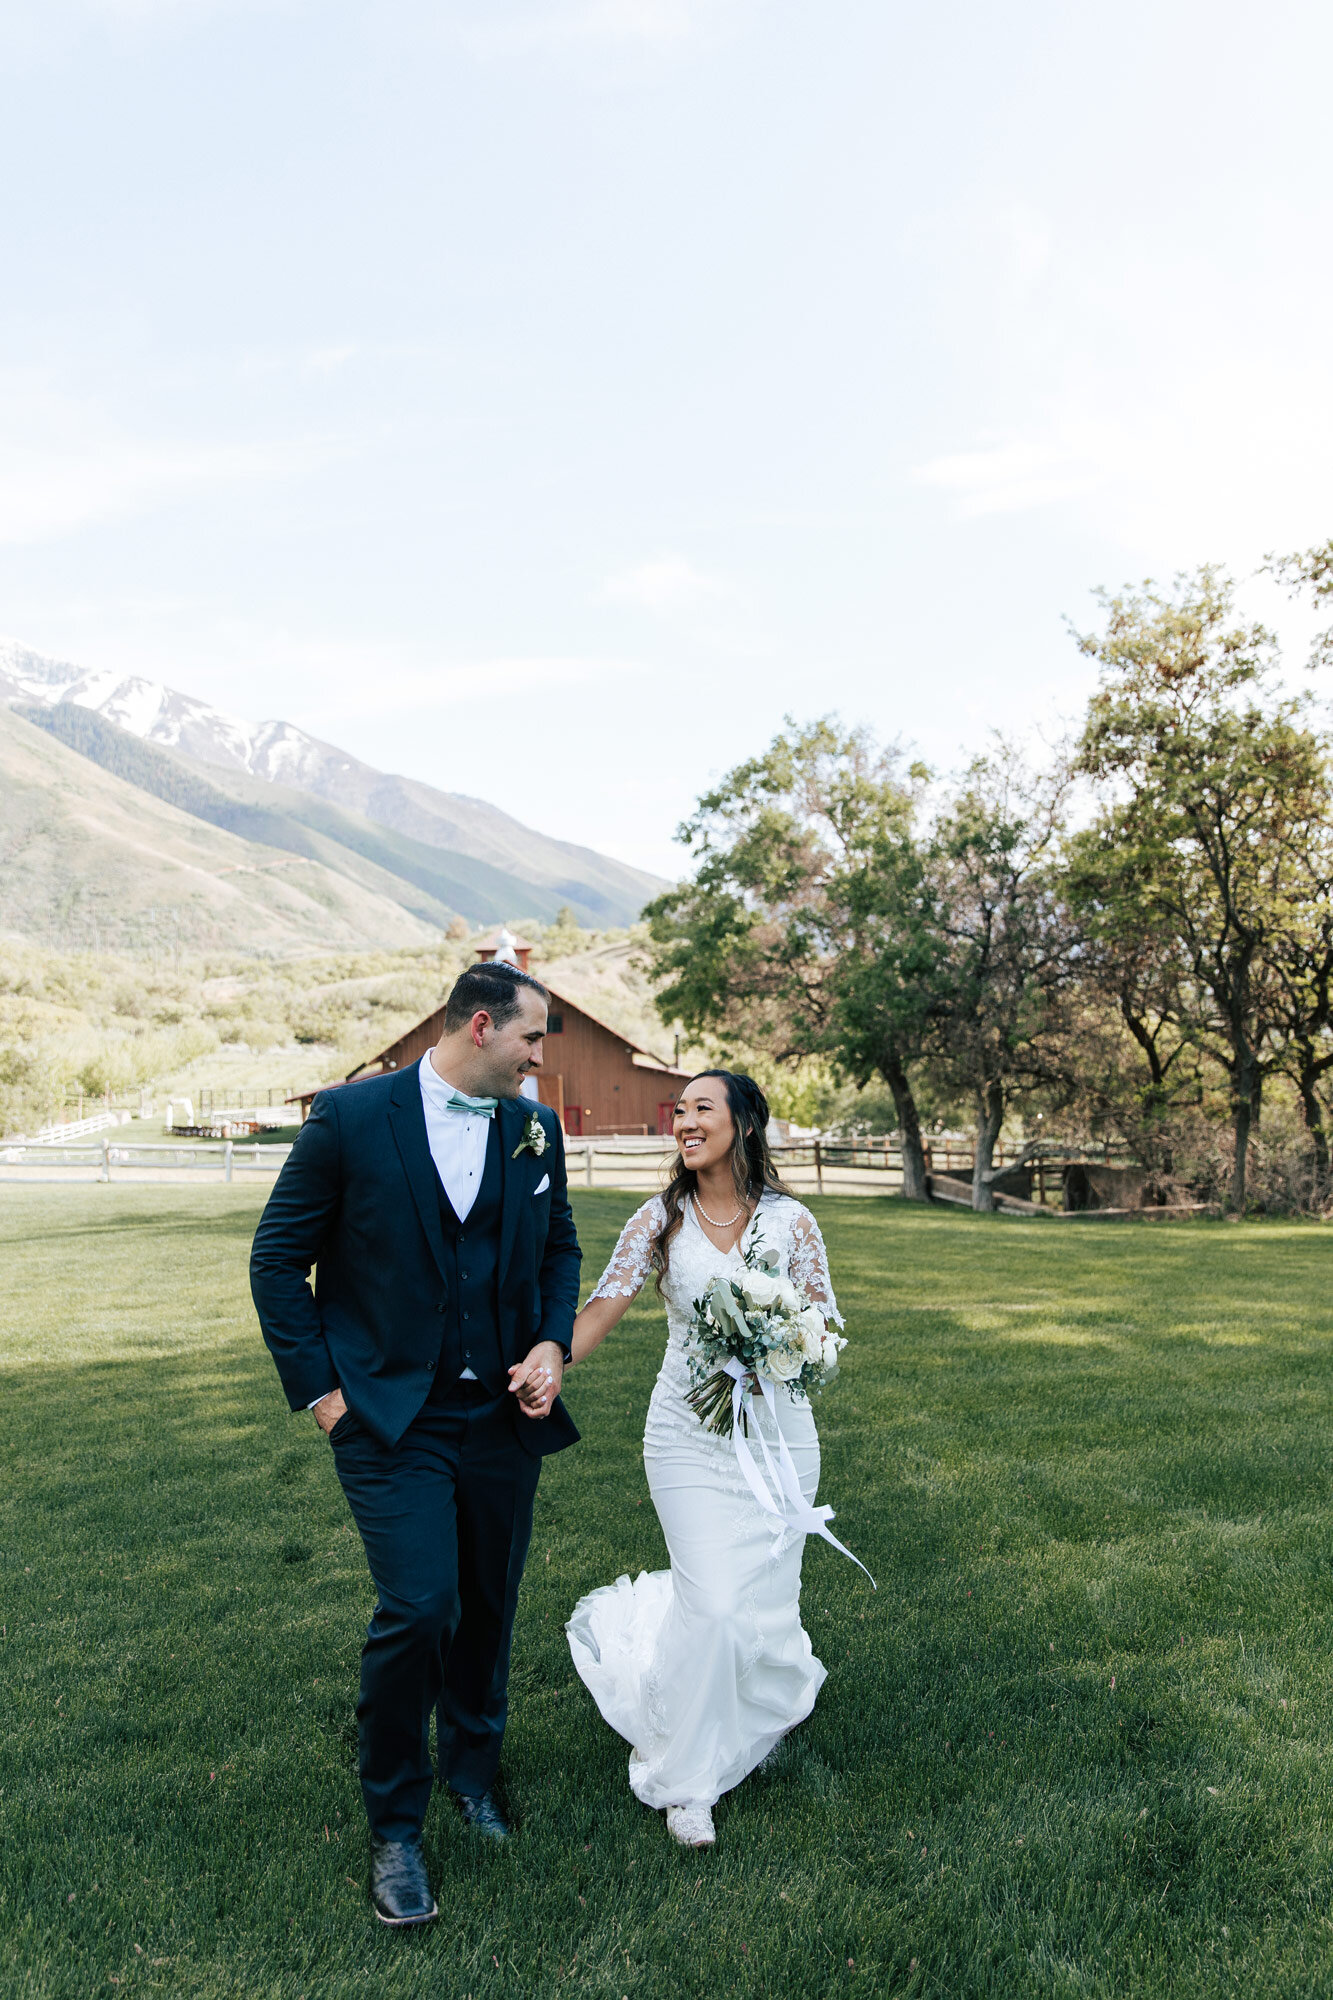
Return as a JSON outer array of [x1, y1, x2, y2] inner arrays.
[[673, 1083, 731, 1171]]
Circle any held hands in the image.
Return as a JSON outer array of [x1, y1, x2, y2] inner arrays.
[[314, 1350, 562, 1431], [507, 1340, 564, 1420], [312, 1387, 348, 1435]]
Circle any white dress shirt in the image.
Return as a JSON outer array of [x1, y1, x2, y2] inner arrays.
[[418, 1051, 492, 1222]]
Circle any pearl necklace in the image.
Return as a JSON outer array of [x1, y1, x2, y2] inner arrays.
[[694, 1193, 746, 1229]]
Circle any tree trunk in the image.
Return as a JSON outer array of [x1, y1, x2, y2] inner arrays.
[[1228, 1058, 1258, 1213], [1302, 1085, 1330, 1186], [1295, 1045, 1331, 1187], [882, 1050, 928, 1202], [972, 1079, 1005, 1212]]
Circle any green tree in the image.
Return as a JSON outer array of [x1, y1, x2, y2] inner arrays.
[[1063, 820, 1207, 1172], [1075, 567, 1332, 1211], [643, 718, 940, 1200], [926, 743, 1075, 1209]]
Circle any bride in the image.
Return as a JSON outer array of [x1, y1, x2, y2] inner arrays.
[[559, 1069, 843, 1849]]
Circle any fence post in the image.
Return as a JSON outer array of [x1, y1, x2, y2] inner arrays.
[[814, 1140, 824, 1196], [224, 1141, 234, 1184], [100, 1138, 110, 1183], [585, 1144, 595, 1188]]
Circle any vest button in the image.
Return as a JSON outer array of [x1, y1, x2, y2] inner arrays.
[[463, 1311, 470, 1321], [436, 1303, 446, 1314], [461, 1270, 468, 1280], [426, 1359, 436, 1371]]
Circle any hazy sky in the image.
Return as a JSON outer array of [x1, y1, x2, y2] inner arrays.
[[3, 0, 1331, 875]]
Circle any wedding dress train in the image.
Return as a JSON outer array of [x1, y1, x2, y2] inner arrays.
[[566, 1193, 842, 1812]]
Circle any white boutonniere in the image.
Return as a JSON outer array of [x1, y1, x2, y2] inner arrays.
[[512, 1111, 547, 1159]]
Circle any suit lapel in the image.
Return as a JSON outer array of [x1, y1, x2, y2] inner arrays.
[[388, 1064, 449, 1284], [497, 1097, 526, 1280]]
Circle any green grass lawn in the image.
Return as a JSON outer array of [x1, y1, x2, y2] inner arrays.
[[3, 1190, 1333, 1998]]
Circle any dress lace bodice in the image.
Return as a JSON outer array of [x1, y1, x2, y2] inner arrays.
[[590, 1191, 843, 1340], [590, 1190, 843, 1466]]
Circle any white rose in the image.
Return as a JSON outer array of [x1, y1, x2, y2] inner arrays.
[[774, 1276, 800, 1314], [739, 1268, 783, 1310], [798, 1310, 826, 1362], [819, 1331, 842, 1370], [762, 1340, 806, 1382]]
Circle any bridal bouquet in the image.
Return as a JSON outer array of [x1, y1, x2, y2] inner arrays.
[[686, 1240, 846, 1437]]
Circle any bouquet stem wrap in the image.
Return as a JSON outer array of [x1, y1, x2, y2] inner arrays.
[[721, 1357, 875, 1587]]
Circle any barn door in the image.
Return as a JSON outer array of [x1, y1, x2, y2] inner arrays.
[[564, 1104, 583, 1137], [657, 1100, 677, 1135], [537, 1072, 565, 1121]]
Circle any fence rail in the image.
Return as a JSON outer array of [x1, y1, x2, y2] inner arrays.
[[28, 1109, 134, 1145], [0, 1139, 295, 1183]]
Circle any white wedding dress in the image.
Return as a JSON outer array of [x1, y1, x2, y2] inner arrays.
[[566, 1191, 843, 1812]]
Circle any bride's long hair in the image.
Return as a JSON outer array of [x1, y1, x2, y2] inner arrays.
[[651, 1070, 794, 1293]]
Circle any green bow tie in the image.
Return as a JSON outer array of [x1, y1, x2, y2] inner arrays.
[[442, 1087, 499, 1118]]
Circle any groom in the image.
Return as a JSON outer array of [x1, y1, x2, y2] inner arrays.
[[250, 960, 579, 1927]]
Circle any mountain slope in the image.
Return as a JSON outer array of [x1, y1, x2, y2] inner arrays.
[[17, 702, 612, 928], [0, 639, 662, 925], [0, 703, 446, 955]]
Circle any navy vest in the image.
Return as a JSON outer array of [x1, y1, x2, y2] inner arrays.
[[428, 1117, 506, 1399]]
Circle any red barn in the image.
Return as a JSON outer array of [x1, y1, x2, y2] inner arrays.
[[291, 932, 692, 1137]]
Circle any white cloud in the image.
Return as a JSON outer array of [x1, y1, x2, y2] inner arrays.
[[914, 342, 1333, 565], [567, 0, 700, 40], [914, 436, 1098, 518], [598, 553, 725, 612], [0, 372, 336, 544], [458, 0, 746, 56], [303, 344, 359, 375]]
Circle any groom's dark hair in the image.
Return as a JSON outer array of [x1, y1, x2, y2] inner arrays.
[[443, 961, 549, 1033]]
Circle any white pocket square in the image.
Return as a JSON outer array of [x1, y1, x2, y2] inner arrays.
[[532, 1173, 550, 1195]]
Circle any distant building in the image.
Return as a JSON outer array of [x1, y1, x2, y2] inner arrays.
[[290, 930, 692, 1137]]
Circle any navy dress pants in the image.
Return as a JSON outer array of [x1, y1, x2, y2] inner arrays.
[[330, 1383, 541, 1840]]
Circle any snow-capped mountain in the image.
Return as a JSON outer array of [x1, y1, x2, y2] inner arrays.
[[0, 638, 307, 780], [0, 638, 663, 922]]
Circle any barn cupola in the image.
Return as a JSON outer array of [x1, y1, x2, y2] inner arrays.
[[473, 926, 535, 972]]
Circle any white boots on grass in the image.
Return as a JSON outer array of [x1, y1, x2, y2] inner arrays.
[[665, 1804, 716, 1847]]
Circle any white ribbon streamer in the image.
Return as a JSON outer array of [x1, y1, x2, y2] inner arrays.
[[721, 1357, 876, 1588]]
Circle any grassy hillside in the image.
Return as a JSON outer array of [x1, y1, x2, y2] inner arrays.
[[0, 940, 469, 1134], [0, 705, 449, 958]]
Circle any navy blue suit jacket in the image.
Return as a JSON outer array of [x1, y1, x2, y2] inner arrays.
[[250, 1067, 581, 1454]]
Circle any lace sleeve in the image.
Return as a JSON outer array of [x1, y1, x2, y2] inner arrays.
[[788, 1205, 844, 1327], [587, 1198, 664, 1304]]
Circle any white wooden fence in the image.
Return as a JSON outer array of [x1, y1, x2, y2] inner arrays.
[[0, 1139, 292, 1183]]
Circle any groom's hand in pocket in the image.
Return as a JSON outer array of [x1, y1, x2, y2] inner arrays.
[[508, 1341, 563, 1419], [312, 1388, 348, 1436]]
